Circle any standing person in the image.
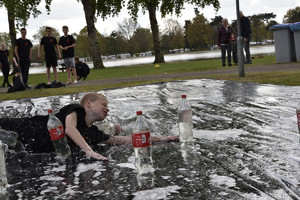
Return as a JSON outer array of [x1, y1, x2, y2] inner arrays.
[[217, 18, 233, 67], [230, 32, 238, 66], [38, 27, 62, 84], [0, 93, 178, 160], [240, 11, 252, 64], [15, 28, 33, 89], [59, 25, 77, 84], [0, 43, 11, 87]]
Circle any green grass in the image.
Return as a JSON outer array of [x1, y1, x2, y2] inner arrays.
[[1, 54, 298, 101]]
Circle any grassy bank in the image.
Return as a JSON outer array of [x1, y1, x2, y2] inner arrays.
[[1, 55, 298, 101]]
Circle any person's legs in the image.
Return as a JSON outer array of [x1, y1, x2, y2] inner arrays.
[[71, 66, 77, 83], [52, 66, 58, 82], [46, 67, 51, 84], [21, 59, 30, 86], [66, 67, 72, 84], [244, 35, 252, 64], [3, 66, 10, 86], [226, 44, 232, 66], [221, 45, 226, 66]]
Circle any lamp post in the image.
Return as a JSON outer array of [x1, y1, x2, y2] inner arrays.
[[236, 0, 245, 77]]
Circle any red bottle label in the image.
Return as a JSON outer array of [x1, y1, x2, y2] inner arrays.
[[49, 125, 66, 141], [297, 112, 300, 127], [132, 132, 150, 148]]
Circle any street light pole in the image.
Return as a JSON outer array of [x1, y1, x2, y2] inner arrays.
[[236, 0, 245, 77]]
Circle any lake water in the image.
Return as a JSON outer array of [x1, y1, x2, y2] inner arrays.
[[1, 77, 300, 199], [0, 45, 274, 76]]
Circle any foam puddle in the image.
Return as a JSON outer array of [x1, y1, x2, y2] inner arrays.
[[1, 78, 300, 199]]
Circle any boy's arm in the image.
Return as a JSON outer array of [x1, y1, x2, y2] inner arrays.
[[65, 112, 108, 160], [14, 45, 19, 61]]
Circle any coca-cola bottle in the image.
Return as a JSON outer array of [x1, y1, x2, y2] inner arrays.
[[47, 109, 71, 158], [132, 111, 153, 170], [178, 94, 193, 142]]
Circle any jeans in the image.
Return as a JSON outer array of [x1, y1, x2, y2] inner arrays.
[[221, 44, 231, 66]]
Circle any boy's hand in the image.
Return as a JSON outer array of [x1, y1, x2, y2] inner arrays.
[[86, 149, 108, 161]]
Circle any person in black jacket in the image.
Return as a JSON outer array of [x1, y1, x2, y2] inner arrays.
[[0, 93, 178, 160], [240, 11, 252, 64], [0, 43, 11, 87], [217, 18, 233, 67]]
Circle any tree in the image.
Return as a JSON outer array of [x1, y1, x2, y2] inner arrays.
[[209, 15, 223, 46], [0, 32, 10, 50], [117, 18, 140, 41], [132, 28, 153, 53], [186, 14, 214, 50], [127, 0, 220, 63], [249, 13, 276, 43], [0, 0, 52, 54], [283, 6, 300, 23], [104, 31, 127, 55], [161, 18, 185, 50]]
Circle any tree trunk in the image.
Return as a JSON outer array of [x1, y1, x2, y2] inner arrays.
[[81, 0, 105, 68], [148, 1, 165, 63], [7, 6, 16, 51]]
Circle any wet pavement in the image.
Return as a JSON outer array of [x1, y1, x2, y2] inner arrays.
[[1, 78, 300, 199]]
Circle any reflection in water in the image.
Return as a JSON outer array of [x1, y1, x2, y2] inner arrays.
[[1, 78, 300, 199]]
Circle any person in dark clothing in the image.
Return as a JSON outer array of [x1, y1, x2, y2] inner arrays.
[[240, 11, 252, 64], [15, 28, 33, 89], [75, 56, 90, 81], [230, 32, 238, 65], [0, 93, 178, 160], [217, 18, 233, 67], [38, 27, 62, 84], [0, 43, 11, 87]]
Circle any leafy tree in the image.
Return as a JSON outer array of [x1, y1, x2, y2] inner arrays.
[[0, 32, 11, 50], [209, 15, 223, 46], [131, 28, 153, 53], [283, 6, 300, 23], [117, 18, 140, 41], [185, 14, 214, 50], [249, 13, 276, 43], [104, 31, 127, 55], [80, 0, 124, 68], [265, 20, 278, 40], [126, 0, 220, 63], [0, 0, 52, 53], [161, 18, 185, 50]]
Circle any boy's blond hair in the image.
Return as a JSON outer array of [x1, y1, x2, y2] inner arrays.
[[80, 93, 107, 106]]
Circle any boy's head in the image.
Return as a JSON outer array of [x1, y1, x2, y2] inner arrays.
[[80, 93, 107, 106], [62, 25, 69, 35], [75, 56, 79, 64], [45, 27, 52, 36], [20, 28, 27, 38], [81, 93, 109, 121]]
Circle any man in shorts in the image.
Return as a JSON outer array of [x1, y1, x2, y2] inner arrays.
[[38, 27, 61, 84], [59, 25, 77, 84]]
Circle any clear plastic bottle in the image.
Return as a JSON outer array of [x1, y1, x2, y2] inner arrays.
[[47, 109, 71, 158], [178, 94, 193, 142], [132, 111, 153, 170], [0, 142, 7, 189]]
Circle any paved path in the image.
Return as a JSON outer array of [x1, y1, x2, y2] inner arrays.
[[1, 62, 300, 93]]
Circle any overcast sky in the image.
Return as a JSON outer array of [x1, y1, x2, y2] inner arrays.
[[0, 0, 299, 43]]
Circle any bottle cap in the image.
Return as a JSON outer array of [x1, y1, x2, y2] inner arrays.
[[181, 94, 187, 98], [48, 109, 53, 113], [136, 111, 142, 115]]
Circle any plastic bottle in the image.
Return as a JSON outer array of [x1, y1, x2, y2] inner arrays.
[[132, 111, 153, 170], [47, 109, 71, 158], [178, 94, 193, 142], [0, 142, 7, 189]]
